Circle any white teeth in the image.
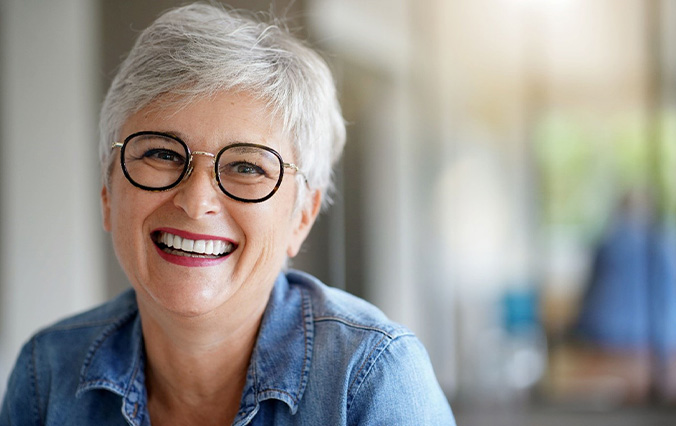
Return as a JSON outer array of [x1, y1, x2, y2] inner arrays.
[[157, 231, 233, 256], [181, 239, 194, 252]]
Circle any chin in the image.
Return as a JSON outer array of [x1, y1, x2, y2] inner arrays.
[[141, 281, 235, 318]]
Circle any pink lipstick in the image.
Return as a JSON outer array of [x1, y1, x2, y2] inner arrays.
[[151, 227, 237, 267]]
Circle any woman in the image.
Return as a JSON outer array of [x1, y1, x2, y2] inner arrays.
[[1, 4, 454, 425]]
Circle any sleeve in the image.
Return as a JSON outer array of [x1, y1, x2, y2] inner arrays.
[[1, 339, 42, 426], [346, 334, 456, 426]]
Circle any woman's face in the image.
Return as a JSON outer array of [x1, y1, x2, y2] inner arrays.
[[101, 91, 319, 318]]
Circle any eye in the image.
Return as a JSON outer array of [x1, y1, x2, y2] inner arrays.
[[231, 162, 265, 176], [143, 148, 186, 164], [217, 145, 280, 183]]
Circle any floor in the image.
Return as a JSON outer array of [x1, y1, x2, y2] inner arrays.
[[453, 404, 676, 426]]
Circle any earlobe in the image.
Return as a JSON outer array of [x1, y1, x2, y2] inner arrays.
[[101, 185, 112, 232], [287, 189, 322, 258]]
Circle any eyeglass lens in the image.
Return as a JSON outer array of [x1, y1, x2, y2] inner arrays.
[[216, 145, 282, 201], [121, 133, 284, 202]]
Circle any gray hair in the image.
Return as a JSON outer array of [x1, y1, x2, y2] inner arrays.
[[99, 3, 345, 209]]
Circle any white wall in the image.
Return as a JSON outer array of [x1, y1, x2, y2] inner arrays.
[[0, 0, 105, 398]]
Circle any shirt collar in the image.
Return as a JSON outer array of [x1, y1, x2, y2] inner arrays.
[[75, 273, 314, 421], [75, 296, 148, 425], [237, 272, 314, 418]]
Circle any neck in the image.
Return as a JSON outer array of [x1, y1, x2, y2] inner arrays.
[[138, 290, 269, 425]]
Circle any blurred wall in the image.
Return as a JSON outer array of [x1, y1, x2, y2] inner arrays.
[[0, 0, 104, 398]]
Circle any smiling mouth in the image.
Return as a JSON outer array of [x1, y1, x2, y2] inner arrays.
[[152, 231, 236, 259]]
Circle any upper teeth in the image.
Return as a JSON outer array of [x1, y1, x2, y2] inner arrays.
[[159, 232, 233, 255]]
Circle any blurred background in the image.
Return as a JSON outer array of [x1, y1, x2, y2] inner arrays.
[[3, 0, 676, 424]]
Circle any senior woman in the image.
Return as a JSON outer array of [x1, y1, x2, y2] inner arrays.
[[1, 4, 454, 425]]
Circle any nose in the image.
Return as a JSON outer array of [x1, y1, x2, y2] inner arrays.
[[172, 153, 222, 219]]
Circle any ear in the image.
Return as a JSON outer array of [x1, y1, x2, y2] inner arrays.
[[101, 184, 112, 232], [287, 189, 322, 258]]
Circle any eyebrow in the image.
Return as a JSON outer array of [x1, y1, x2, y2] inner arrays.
[[143, 129, 278, 151]]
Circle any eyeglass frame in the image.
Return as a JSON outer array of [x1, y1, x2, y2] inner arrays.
[[111, 130, 306, 203]]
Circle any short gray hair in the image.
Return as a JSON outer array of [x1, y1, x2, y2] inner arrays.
[[99, 3, 345, 208]]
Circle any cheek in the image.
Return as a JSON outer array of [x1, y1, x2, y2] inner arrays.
[[108, 192, 142, 265], [243, 213, 288, 255], [108, 188, 137, 235], [237, 204, 296, 263], [106, 182, 160, 260]]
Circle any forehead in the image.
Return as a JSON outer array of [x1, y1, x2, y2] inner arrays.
[[120, 90, 290, 154]]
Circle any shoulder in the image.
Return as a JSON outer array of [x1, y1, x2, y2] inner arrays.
[[284, 270, 421, 384], [1, 290, 139, 424], [284, 271, 454, 424], [346, 332, 455, 424], [285, 269, 410, 339], [13, 288, 138, 378], [27, 288, 139, 386]]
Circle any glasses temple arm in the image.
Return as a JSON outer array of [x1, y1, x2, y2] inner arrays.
[[283, 162, 309, 185]]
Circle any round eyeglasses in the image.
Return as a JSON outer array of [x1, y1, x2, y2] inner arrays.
[[111, 131, 306, 203]]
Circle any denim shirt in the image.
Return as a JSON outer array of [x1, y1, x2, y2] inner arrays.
[[1, 270, 455, 425]]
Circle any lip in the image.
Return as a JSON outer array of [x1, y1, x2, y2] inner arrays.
[[151, 227, 237, 267]]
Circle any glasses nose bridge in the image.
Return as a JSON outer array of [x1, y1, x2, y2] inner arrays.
[[191, 150, 216, 161], [185, 150, 217, 181]]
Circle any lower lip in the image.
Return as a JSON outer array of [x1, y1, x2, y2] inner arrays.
[[154, 244, 231, 267]]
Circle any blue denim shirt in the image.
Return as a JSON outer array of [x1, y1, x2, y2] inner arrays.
[[1, 270, 455, 425]]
